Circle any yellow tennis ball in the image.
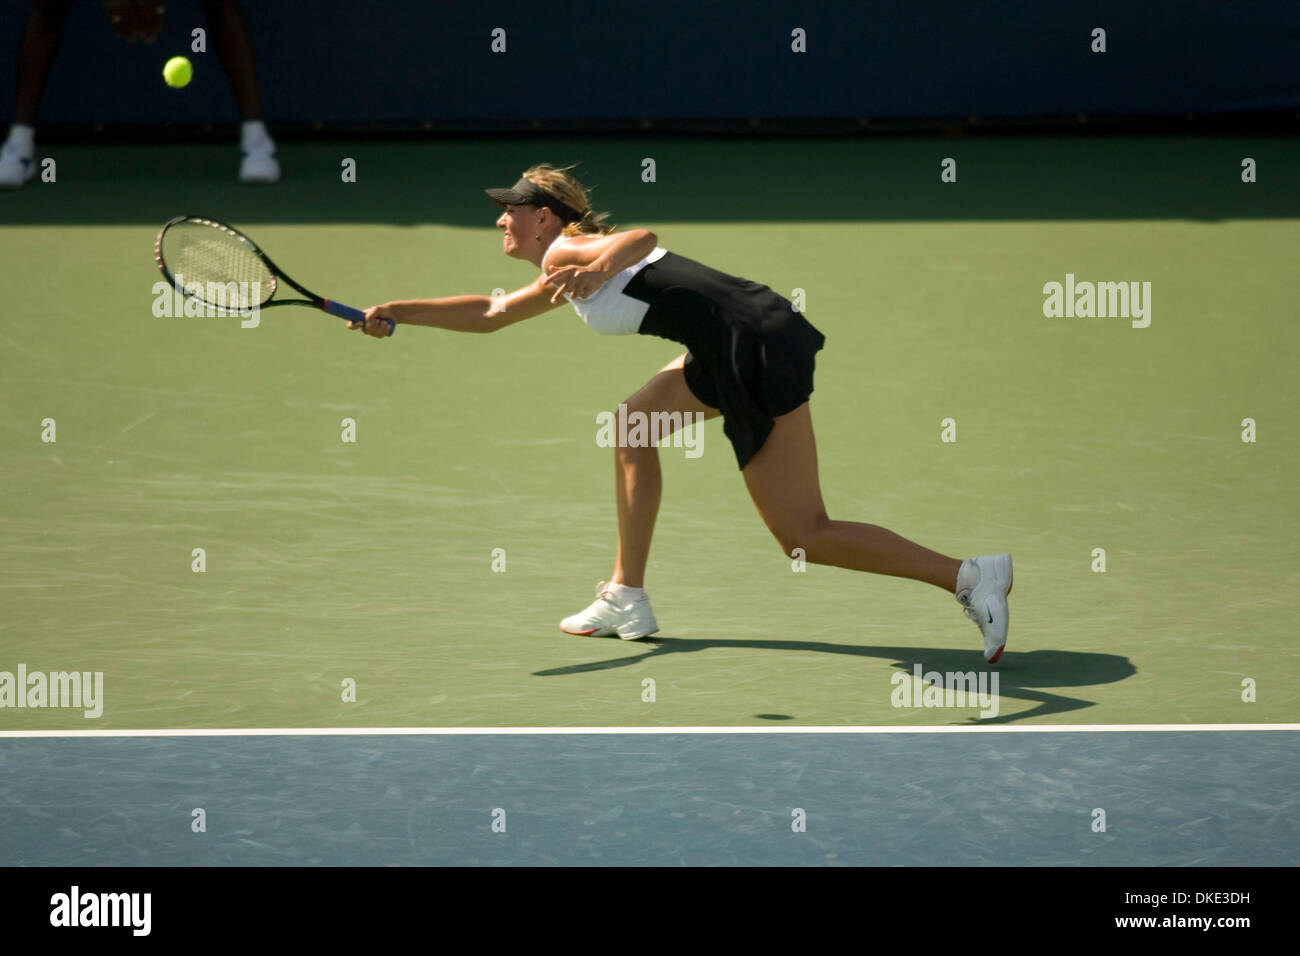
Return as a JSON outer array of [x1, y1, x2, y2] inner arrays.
[[163, 56, 192, 88]]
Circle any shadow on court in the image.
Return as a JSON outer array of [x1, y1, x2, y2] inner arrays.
[[5, 135, 1298, 227], [533, 639, 1136, 724]]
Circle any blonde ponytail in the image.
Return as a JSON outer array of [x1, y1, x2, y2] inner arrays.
[[519, 163, 615, 236]]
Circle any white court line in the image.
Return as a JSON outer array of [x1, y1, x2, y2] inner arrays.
[[0, 724, 1297, 739]]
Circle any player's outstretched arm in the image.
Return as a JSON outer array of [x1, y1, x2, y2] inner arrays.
[[353, 276, 565, 337]]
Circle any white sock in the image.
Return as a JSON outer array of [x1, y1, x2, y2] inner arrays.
[[5, 124, 34, 152], [606, 583, 645, 602], [240, 120, 273, 150], [954, 558, 978, 598]]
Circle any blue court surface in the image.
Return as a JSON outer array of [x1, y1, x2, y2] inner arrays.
[[2, 729, 1296, 866]]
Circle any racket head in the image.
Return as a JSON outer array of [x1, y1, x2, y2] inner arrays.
[[154, 216, 279, 312]]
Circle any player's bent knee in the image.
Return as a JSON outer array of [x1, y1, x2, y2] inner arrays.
[[771, 516, 831, 561], [771, 527, 806, 558]]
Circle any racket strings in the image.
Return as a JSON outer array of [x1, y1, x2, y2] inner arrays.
[[163, 221, 276, 309]]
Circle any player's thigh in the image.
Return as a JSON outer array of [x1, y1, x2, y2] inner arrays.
[[741, 403, 828, 545], [622, 352, 721, 436]]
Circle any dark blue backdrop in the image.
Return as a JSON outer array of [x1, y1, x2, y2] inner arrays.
[[3, 0, 1298, 128]]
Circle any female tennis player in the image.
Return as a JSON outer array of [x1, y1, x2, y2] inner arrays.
[[354, 164, 1013, 662]]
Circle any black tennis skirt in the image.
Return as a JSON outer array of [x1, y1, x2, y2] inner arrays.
[[624, 251, 827, 470]]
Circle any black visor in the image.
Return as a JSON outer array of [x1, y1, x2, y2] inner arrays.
[[485, 177, 582, 224]]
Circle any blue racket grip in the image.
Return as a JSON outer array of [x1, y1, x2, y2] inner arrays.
[[323, 298, 395, 337]]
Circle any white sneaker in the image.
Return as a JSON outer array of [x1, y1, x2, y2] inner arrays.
[[0, 139, 35, 188], [560, 581, 659, 640], [239, 146, 280, 184], [955, 554, 1013, 663]]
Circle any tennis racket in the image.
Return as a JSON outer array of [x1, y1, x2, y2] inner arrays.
[[153, 216, 395, 336]]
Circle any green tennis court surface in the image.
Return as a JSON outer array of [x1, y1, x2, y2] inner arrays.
[[2, 135, 1297, 729]]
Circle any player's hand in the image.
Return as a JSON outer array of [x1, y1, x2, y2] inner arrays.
[[103, 0, 165, 44], [351, 305, 396, 338], [544, 263, 610, 303]]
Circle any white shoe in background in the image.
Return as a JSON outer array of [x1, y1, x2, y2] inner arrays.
[[0, 135, 35, 188]]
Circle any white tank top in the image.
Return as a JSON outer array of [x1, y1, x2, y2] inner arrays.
[[542, 234, 668, 335]]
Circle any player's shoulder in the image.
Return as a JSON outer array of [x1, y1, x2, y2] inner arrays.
[[541, 232, 607, 272]]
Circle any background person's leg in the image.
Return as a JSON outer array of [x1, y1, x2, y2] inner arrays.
[[1, 0, 76, 187], [12, 0, 77, 127], [197, 0, 278, 182], [196, 0, 261, 119]]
